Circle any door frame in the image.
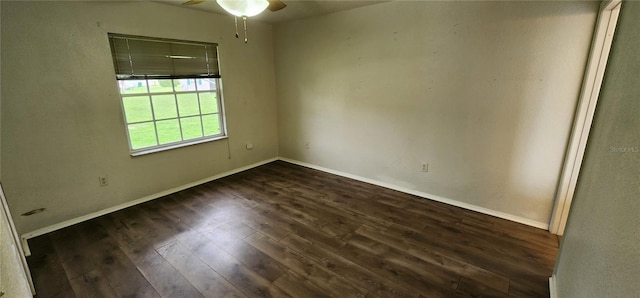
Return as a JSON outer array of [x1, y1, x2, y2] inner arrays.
[[549, 0, 622, 235], [0, 183, 35, 294]]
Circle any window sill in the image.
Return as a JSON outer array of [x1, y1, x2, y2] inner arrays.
[[130, 135, 228, 157]]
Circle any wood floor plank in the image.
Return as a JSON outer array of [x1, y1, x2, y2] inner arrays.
[[131, 247, 203, 298], [238, 177, 364, 238], [453, 219, 558, 268], [214, 186, 352, 253], [48, 224, 108, 280], [154, 191, 215, 229], [54, 219, 160, 298], [273, 270, 331, 298], [110, 206, 177, 250], [155, 241, 246, 298], [68, 269, 119, 298], [356, 224, 510, 293], [27, 161, 558, 298], [507, 278, 551, 297], [191, 241, 290, 298], [99, 213, 202, 297], [127, 198, 285, 295], [386, 220, 551, 294], [346, 233, 461, 296], [337, 241, 458, 297], [278, 184, 395, 231], [245, 232, 368, 297], [27, 235, 76, 298], [240, 177, 370, 237], [201, 228, 288, 283], [48, 219, 126, 285], [455, 277, 511, 298], [280, 233, 417, 298]]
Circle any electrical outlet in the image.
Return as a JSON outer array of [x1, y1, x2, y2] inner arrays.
[[99, 176, 109, 186], [422, 163, 429, 172], [305, 142, 310, 149], [246, 143, 254, 150]]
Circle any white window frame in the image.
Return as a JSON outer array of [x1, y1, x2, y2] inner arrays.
[[117, 78, 227, 156], [108, 33, 227, 156]]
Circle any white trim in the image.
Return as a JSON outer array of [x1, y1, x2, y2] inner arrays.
[[1, 183, 35, 294], [279, 158, 549, 230], [131, 135, 228, 157], [21, 236, 31, 257], [20, 157, 277, 255], [549, 275, 558, 298], [20, 153, 553, 257], [549, 0, 622, 235]]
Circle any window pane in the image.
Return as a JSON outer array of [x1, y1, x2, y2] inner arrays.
[[152, 94, 177, 120], [180, 116, 203, 140], [173, 79, 196, 92], [199, 92, 218, 114], [202, 114, 220, 136], [119, 82, 225, 152], [177, 94, 200, 116], [148, 80, 174, 93], [156, 119, 181, 144], [196, 78, 217, 91], [122, 96, 153, 123], [128, 122, 157, 149], [118, 80, 147, 94]]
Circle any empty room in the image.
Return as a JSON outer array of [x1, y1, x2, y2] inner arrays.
[[1, 0, 638, 297]]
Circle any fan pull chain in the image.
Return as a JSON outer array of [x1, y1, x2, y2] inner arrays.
[[243, 16, 248, 43], [234, 16, 239, 38]]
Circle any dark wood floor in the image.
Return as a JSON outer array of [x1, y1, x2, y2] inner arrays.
[[27, 161, 559, 297]]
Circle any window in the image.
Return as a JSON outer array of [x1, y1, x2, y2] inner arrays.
[[108, 34, 226, 155]]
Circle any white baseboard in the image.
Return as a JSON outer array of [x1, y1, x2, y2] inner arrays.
[[278, 157, 549, 230], [20, 156, 550, 256], [549, 275, 558, 298], [20, 157, 278, 256]]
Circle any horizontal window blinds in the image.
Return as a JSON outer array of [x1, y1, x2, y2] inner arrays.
[[108, 34, 220, 80]]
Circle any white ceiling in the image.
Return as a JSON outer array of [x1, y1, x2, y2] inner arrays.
[[156, 0, 388, 24]]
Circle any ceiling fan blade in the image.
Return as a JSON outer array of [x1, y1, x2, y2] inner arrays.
[[183, 0, 206, 5], [267, 0, 287, 12]]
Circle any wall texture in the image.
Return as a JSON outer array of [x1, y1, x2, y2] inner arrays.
[[274, 1, 598, 226], [554, 2, 640, 296], [1, 1, 31, 295], [1, 194, 32, 297], [1, 1, 279, 234], [0, 0, 2, 181]]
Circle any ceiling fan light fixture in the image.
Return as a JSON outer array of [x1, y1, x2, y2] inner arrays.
[[216, 0, 269, 17]]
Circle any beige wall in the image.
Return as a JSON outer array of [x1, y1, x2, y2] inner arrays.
[[274, 1, 598, 226], [1, 1, 279, 234], [0, 0, 2, 181], [1, 2, 31, 296], [554, 2, 640, 296]]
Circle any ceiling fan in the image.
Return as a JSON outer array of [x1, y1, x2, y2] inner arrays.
[[183, 0, 286, 43], [183, 0, 287, 15]]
